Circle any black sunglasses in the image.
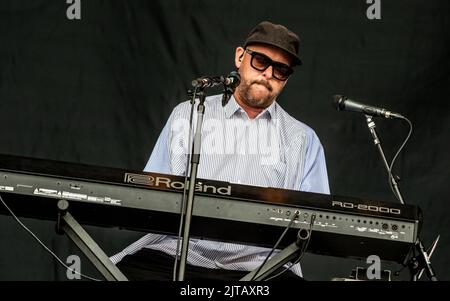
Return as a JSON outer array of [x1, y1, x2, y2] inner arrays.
[[245, 49, 294, 81]]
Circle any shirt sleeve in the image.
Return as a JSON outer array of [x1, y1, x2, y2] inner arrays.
[[299, 129, 330, 194], [143, 116, 172, 174], [143, 103, 190, 175]]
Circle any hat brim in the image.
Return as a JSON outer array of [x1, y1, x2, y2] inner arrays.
[[244, 40, 303, 66]]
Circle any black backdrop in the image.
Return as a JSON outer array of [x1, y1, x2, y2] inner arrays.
[[0, 0, 449, 280]]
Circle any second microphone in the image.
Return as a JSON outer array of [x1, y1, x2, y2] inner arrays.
[[192, 71, 241, 89]]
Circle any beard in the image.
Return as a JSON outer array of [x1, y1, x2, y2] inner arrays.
[[236, 78, 277, 109]]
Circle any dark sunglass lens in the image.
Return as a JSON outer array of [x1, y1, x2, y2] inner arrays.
[[251, 53, 271, 71], [274, 65, 293, 80]]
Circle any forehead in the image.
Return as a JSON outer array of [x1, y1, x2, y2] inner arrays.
[[246, 43, 293, 66]]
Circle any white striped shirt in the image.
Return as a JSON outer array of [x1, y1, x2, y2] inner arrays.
[[110, 94, 330, 277]]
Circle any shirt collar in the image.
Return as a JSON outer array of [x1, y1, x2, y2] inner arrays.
[[224, 95, 277, 120]]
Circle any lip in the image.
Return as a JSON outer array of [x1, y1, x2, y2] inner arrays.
[[253, 82, 271, 92]]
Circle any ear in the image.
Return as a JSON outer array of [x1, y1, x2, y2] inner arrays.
[[235, 47, 245, 69]]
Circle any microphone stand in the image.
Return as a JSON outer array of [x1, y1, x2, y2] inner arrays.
[[364, 115, 437, 281], [364, 115, 404, 205], [176, 87, 207, 281]]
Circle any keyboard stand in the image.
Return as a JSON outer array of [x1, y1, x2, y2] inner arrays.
[[240, 228, 310, 281], [56, 199, 128, 281]]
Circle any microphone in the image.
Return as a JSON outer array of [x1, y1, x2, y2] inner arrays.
[[192, 71, 241, 89], [222, 71, 241, 89], [332, 95, 404, 119], [221, 71, 241, 107], [191, 77, 215, 88]]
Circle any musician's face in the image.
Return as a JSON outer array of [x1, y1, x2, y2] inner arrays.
[[234, 44, 293, 109]]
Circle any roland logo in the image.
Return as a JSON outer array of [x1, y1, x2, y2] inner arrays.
[[124, 173, 231, 196], [331, 201, 401, 215]]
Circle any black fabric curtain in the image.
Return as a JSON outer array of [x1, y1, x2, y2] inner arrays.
[[0, 0, 449, 280]]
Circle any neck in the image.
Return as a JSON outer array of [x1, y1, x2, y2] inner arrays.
[[233, 93, 265, 119]]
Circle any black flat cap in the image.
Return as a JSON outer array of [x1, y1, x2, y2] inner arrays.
[[244, 21, 302, 66]]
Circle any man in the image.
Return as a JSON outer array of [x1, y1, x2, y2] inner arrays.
[[110, 21, 329, 280]]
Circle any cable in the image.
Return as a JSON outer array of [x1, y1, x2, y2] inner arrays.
[[173, 87, 198, 281], [387, 116, 413, 203], [264, 214, 316, 281], [250, 211, 300, 281], [0, 194, 101, 281]]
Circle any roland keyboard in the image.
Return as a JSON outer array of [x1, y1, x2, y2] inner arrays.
[[0, 154, 422, 263]]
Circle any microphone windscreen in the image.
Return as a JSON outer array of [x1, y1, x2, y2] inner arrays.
[[332, 95, 345, 111], [230, 71, 241, 87]]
